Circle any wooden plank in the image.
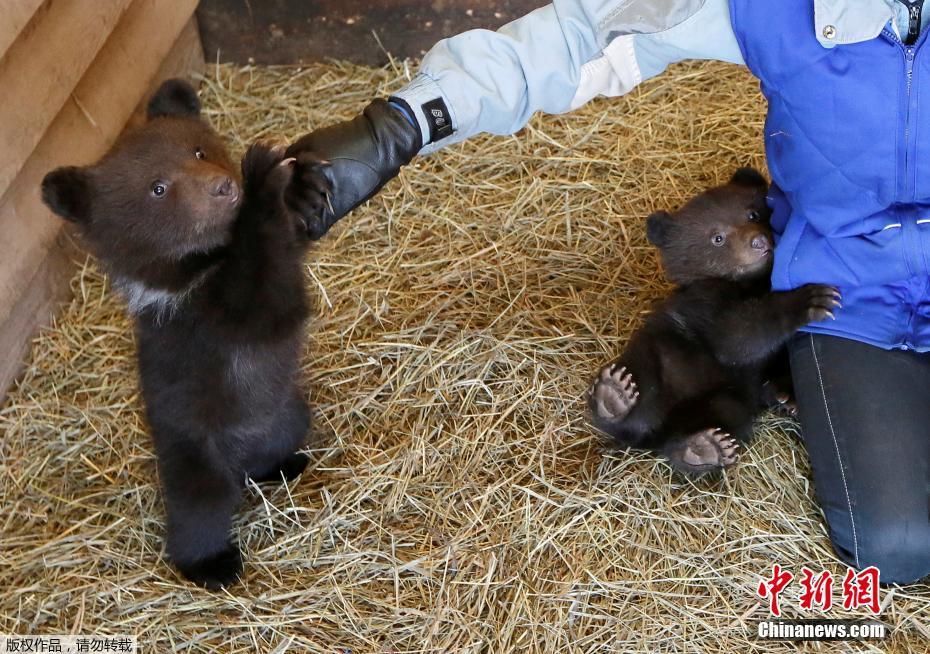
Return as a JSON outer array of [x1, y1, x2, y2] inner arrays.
[[0, 0, 135, 201], [0, 0, 47, 60], [0, 3, 201, 404]]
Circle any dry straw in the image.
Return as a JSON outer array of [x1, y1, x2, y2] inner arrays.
[[2, 60, 928, 652]]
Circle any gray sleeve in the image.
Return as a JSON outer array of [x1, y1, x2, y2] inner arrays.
[[392, 0, 744, 154]]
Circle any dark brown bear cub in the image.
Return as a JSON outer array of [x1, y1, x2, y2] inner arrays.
[[41, 79, 330, 589], [588, 169, 841, 475]]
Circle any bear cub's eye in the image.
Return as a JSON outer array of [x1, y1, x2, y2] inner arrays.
[[151, 182, 167, 198], [194, 147, 205, 160], [747, 210, 761, 222], [712, 233, 726, 246]]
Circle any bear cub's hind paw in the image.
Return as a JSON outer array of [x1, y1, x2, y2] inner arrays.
[[588, 362, 639, 426], [274, 451, 310, 482], [250, 451, 310, 484], [177, 543, 243, 590], [663, 428, 740, 476]]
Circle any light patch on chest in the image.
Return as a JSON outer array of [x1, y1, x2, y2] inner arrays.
[[115, 278, 188, 323], [229, 346, 258, 387], [667, 309, 691, 334]]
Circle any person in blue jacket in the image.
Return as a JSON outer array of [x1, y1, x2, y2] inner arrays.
[[290, 0, 930, 585]]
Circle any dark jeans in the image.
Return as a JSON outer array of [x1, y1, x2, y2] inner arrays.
[[788, 333, 930, 584]]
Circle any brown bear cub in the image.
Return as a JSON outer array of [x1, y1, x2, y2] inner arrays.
[[587, 169, 841, 475], [41, 79, 330, 589]]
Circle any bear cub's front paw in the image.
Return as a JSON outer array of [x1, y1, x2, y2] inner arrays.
[[284, 151, 333, 240], [588, 362, 639, 427], [177, 543, 243, 590], [790, 284, 842, 325], [242, 142, 288, 191]]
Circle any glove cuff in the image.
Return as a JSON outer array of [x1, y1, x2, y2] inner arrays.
[[364, 98, 422, 173], [388, 73, 456, 149]]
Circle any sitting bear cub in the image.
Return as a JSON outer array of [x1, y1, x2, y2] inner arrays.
[[41, 79, 330, 588], [587, 168, 841, 475]]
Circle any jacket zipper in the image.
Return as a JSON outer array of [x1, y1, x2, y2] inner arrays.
[[883, 28, 923, 347], [905, 45, 915, 198], [884, 27, 922, 198], [884, 29, 919, 199]]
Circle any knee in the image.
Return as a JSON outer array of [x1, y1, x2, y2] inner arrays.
[[843, 523, 930, 585]]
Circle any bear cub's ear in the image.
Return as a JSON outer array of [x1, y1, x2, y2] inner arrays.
[[730, 167, 767, 189], [147, 78, 202, 120], [646, 210, 673, 247], [41, 166, 92, 224]]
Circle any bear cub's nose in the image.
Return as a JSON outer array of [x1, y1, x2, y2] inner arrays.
[[209, 176, 236, 198], [751, 233, 772, 251]]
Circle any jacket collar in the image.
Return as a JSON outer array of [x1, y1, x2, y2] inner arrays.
[[814, 0, 897, 47]]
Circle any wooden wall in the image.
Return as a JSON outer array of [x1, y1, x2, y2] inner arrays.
[[0, 0, 205, 402]]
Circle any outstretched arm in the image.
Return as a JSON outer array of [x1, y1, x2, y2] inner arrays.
[[394, 0, 744, 153], [287, 0, 744, 235], [209, 145, 327, 340], [702, 285, 842, 366]]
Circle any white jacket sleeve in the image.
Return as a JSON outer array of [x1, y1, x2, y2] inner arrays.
[[391, 0, 745, 154]]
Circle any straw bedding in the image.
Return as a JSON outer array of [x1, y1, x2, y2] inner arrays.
[[2, 60, 929, 653]]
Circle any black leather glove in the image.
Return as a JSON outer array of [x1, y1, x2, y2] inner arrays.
[[285, 99, 422, 239]]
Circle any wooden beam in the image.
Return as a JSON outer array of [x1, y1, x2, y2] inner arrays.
[[0, 0, 46, 61], [0, 0, 135, 201], [0, 3, 202, 404]]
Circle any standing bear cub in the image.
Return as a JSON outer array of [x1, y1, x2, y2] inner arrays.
[[41, 79, 330, 588], [588, 169, 841, 475]]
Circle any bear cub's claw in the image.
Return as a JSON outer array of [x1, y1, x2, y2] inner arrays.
[[178, 543, 243, 590], [797, 284, 842, 323], [773, 390, 799, 418], [664, 428, 740, 476], [588, 362, 639, 425]]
